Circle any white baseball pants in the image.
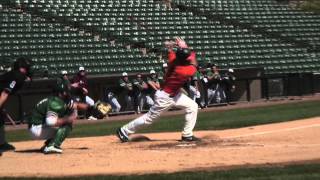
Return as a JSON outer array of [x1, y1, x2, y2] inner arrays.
[[29, 125, 57, 140], [122, 90, 198, 137]]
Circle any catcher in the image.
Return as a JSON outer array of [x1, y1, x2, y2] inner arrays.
[[27, 81, 111, 154]]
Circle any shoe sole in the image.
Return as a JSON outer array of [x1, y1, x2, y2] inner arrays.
[[116, 128, 129, 143], [181, 137, 201, 142], [43, 151, 62, 154]]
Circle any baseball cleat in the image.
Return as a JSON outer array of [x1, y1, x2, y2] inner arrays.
[[181, 136, 201, 142], [40, 139, 52, 152], [0, 142, 15, 152], [43, 145, 63, 154], [116, 128, 129, 142]]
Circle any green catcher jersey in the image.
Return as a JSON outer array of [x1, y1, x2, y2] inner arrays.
[[28, 96, 68, 126]]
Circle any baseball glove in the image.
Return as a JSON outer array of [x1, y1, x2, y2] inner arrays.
[[90, 101, 112, 119]]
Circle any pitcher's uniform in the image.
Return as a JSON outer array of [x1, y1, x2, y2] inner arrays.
[[121, 49, 198, 138]]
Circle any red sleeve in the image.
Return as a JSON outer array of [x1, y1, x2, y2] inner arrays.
[[167, 50, 176, 63], [174, 65, 197, 77]]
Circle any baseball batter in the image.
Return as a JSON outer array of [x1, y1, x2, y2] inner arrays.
[[116, 37, 199, 142]]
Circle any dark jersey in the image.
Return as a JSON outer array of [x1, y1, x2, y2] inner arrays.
[[71, 74, 88, 96], [221, 73, 236, 91], [207, 71, 221, 89], [0, 71, 27, 94], [119, 78, 134, 96], [132, 78, 148, 94]]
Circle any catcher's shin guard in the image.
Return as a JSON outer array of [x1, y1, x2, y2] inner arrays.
[[49, 124, 72, 148]]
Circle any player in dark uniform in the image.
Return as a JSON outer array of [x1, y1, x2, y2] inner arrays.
[[0, 57, 32, 152], [132, 73, 154, 113], [221, 69, 236, 104], [147, 70, 161, 97], [119, 72, 136, 111]]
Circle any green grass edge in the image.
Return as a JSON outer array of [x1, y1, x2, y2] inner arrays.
[[7, 100, 320, 142]]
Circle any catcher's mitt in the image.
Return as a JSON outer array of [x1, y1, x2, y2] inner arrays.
[[90, 101, 112, 119]]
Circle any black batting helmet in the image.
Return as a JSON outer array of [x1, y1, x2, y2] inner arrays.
[[13, 57, 32, 72], [175, 48, 191, 65]]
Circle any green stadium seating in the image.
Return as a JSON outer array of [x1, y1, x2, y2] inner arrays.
[[1, 0, 320, 75]]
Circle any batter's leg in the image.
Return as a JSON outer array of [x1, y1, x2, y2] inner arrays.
[[122, 90, 174, 134], [146, 95, 154, 106], [174, 93, 198, 137]]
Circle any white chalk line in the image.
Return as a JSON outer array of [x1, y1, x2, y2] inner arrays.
[[224, 123, 320, 139]]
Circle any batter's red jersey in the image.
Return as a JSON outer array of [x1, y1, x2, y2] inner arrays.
[[162, 50, 197, 96]]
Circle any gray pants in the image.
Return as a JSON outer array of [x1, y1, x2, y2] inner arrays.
[[107, 92, 121, 112], [0, 125, 5, 145], [138, 93, 154, 111], [207, 85, 226, 104], [0, 113, 6, 145]]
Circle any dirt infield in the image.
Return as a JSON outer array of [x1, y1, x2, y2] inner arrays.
[[1, 117, 320, 177]]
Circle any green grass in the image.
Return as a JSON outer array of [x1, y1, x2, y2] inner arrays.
[[1, 163, 320, 180], [7, 100, 320, 142]]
